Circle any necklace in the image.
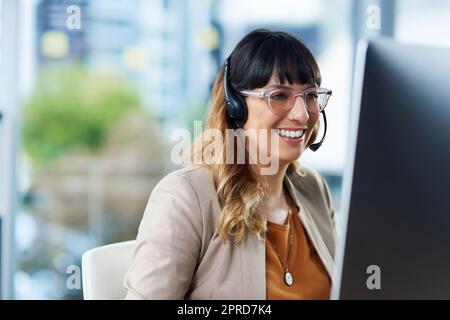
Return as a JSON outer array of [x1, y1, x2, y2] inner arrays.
[[266, 207, 295, 286]]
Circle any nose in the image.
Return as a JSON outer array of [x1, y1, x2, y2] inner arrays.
[[287, 94, 309, 122]]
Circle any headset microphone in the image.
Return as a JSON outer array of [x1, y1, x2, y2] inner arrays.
[[309, 110, 327, 152]]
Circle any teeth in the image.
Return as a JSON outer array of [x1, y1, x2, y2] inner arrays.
[[276, 129, 304, 138]]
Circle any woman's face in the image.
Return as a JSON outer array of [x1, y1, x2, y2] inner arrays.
[[242, 72, 320, 168]]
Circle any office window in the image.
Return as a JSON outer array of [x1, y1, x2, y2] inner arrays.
[[12, 0, 354, 299], [395, 0, 450, 47], [16, 0, 170, 299]]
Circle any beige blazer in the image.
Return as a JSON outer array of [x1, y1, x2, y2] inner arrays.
[[123, 165, 337, 299]]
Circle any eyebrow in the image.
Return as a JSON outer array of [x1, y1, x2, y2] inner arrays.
[[264, 83, 317, 90]]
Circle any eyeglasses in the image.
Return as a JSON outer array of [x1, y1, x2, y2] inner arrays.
[[239, 86, 332, 116]]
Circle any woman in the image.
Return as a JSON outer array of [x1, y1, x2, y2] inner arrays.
[[124, 29, 337, 300]]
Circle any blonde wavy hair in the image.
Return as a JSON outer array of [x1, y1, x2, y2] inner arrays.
[[183, 29, 321, 245]]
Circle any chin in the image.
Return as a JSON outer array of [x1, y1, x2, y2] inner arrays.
[[278, 146, 303, 165]]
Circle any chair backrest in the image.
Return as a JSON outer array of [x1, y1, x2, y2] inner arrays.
[[82, 240, 136, 300]]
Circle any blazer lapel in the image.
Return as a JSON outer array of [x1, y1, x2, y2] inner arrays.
[[283, 174, 336, 280]]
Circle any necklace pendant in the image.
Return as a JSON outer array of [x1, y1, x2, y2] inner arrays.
[[284, 272, 293, 286]]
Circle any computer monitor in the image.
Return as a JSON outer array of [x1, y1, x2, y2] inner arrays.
[[332, 38, 450, 299]]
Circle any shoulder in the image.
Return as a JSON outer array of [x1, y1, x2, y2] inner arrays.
[[139, 166, 215, 242], [150, 165, 218, 222], [287, 165, 330, 197], [158, 166, 212, 188], [125, 168, 211, 299], [287, 164, 335, 226], [145, 165, 219, 258], [155, 165, 215, 197]]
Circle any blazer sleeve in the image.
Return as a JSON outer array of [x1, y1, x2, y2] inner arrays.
[[123, 171, 203, 299]]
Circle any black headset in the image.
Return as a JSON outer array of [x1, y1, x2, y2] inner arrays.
[[223, 57, 248, 128], [223, 57, 327, 152]]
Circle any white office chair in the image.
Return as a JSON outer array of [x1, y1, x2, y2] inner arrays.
[[82, 240, 136, 300]]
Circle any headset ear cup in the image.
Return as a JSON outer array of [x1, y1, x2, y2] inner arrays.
[[223, 57, 248, 128], [225, 100, 238, 124], [225, 88, 247, 128], [234, 94, 248, 126]]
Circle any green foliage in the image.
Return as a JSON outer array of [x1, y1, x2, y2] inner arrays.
[[22, 65, 141, 162]]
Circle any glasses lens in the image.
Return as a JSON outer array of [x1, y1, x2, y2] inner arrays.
[[317, 89, 331, 111], [268, 89, 293, 114], [305, 89, 320, 112]]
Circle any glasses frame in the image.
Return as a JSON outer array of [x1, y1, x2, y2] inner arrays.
[[239, 86, 332, 116]]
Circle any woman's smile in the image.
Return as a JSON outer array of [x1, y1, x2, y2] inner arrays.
[[275, 127, 307, 145]]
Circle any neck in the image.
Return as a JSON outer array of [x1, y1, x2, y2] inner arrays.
[[250, 162, 291, 212]]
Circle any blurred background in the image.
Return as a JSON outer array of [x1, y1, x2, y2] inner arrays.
[[0, 0, 449, 299]]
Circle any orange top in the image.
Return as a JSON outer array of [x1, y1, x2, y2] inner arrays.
[[265, 205, 331, 299]]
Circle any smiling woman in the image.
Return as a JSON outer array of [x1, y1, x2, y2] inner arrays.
[[123, 29, 337, 300]]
